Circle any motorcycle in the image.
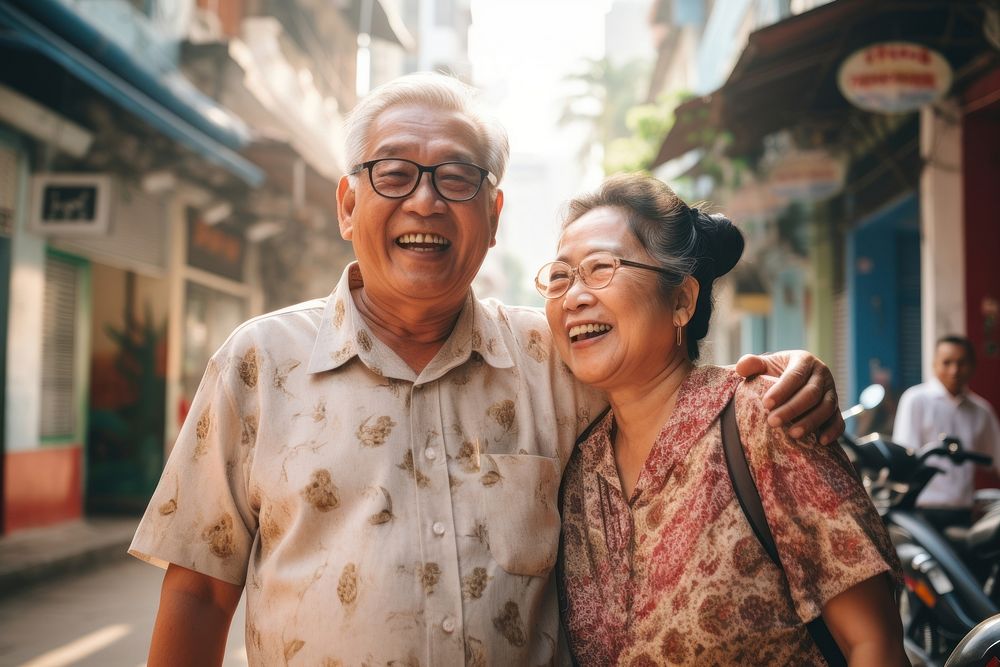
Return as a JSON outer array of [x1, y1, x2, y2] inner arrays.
[[839, 386, 1000, 666], [943, 613, 1000, 667]]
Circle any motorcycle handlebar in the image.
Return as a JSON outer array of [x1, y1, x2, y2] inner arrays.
[[958, 452, 993, 466], [918, 447, 993, 467]]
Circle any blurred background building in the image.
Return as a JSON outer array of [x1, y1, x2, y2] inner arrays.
[[0, 0, 997, 536], [0, 0, 412, 532], [644, 0, 999, 482]]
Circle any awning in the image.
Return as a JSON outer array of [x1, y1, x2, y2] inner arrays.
[[722, 0, 996, 155], [651, 94, 720, 167], [0, 0, 264, 186], [653, 0, 997, 161], [718, 0, 880, 156]]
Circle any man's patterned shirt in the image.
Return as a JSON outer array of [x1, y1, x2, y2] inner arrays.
[[131, 263, 605, 666]]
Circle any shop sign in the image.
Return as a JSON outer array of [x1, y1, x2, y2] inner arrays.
[[187, 207, 245, 282], [722, 181, 786, 227], [767, 150, 845, 203], [838, 42, 952, 114], [29, 173, 112, 235]]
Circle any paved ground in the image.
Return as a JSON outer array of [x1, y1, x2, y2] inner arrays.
[[0, 553, 247, 666], [0, 518, 138, 597], [0, 517, 247, 665]]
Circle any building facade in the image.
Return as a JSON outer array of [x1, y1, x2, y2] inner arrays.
[[0, 0, 414, 533], [649, 0, 1000, 451]]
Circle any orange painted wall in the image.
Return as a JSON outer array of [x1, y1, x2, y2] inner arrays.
[[4, 446, 82, 533]]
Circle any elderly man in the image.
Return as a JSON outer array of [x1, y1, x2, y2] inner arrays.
[[132, 73, 843, 666]]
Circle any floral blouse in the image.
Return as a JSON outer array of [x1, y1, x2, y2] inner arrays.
[[557, 365, 900, 666]]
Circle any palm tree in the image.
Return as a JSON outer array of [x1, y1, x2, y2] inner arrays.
[[559, 56, 651, 168]]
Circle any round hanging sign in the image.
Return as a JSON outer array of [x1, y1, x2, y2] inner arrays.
[[838, 42, 952, 113]]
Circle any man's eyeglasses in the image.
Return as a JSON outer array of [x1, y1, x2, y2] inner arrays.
[[535, 251, 675, 299], [350, 158, 497, 202]]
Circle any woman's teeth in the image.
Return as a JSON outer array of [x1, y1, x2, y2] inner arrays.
[[397, 233, 450, 251], [569, 323, 611, 341]]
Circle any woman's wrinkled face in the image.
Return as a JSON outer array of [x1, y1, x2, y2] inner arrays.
[[544, 206, 680, 391]]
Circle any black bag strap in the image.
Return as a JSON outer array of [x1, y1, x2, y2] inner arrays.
[[576, 406, 612, 446], [721, 398, 847, 667]]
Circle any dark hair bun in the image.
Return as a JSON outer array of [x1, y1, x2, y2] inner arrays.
[[693, 211, 744, 279]]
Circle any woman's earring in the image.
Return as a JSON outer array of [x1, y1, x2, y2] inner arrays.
[[676, 324, 683, 347]]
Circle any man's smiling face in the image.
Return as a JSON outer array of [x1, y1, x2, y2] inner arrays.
[[337, 103, 503, 310]]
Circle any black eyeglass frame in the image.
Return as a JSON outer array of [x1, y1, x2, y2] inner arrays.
[[350, 158, 498, 202], [535, 252, 676, 300]]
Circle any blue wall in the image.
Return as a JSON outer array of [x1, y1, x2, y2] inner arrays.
[[847, 194, 921, 401]]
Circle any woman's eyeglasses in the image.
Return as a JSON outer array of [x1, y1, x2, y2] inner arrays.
[[350, 158, 497, 202], [535, 251, 675, 299]]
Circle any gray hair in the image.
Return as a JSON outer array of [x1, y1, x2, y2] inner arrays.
[[344, 72, 510, 186], [563, 173, 744, 361]]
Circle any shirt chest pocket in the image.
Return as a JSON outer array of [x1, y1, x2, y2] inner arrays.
[[481, 453, 561, 577]]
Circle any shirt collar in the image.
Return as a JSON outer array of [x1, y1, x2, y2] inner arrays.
[[307, 262, 514, 381], [427, 291, 515, 379], [577, 365, 741, 502], [929, 377, 969, 405]]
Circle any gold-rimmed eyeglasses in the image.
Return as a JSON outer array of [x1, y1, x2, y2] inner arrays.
[[535, 251, 675, 300], [350, 158, 497, 202]]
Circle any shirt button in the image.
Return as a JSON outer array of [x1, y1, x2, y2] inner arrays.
[[424, 447, 437, 461], [442, 616, 456, 634], [432, 521, 446, 536]]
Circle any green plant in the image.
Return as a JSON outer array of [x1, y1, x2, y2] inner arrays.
[[88, 302, 167, 508]]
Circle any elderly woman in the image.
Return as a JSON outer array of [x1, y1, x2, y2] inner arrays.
[[539, 174, 906, 666]]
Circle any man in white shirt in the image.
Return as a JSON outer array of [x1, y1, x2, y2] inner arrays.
[[893, 335, 1000, 527]]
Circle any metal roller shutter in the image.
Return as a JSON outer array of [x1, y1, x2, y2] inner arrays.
[[40, 254, 79, 439]]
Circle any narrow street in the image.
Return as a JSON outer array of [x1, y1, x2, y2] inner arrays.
[[0, 0, 998, 665], [0, 557, 247, 667]]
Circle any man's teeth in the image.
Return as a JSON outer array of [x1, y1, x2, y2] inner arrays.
[[569, 323, 611, 339], [397, 233, 450, 246]]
